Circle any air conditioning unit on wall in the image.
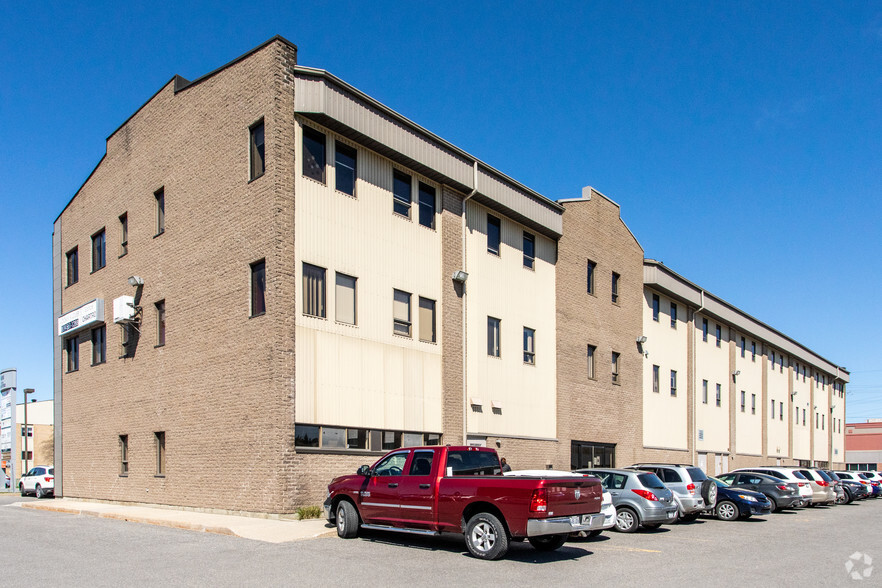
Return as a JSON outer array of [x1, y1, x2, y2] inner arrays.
[[113, 296, 137, 323]]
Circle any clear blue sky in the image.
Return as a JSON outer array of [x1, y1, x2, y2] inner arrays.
[[1, 2, 879, 419]]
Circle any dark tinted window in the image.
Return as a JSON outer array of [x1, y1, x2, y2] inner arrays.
[[826, 471, 841, 481], [686, 467, 708, 482], [418, 182, 435, 229], [294, 425, 319, 447], [609, 473, 627, 490], [303, 127, 326, 182], [487, 215, 501, 255], [637, 473, 666, 489], [393, 171, 411, 217], [792, 471, 808, 480], [446, 450, 500, 476], [48, 468, 54, 476], [815, 470, 832, 482], [335, 142, 357, 195], [661, 469, 682, 483], [718, 474, 735, 484], [409, 451, 434, 476]]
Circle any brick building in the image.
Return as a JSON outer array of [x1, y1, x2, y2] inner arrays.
[[845, 420, 882, 470]]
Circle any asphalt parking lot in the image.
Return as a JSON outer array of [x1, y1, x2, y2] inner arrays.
[[2, 494, 880, 586]]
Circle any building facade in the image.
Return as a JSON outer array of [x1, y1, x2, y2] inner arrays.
[[845, 420, 882, 470]]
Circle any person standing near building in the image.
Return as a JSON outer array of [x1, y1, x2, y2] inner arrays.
[[500, 457, 512, 472]]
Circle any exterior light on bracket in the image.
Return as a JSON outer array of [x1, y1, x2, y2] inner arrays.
[[451, 270, 468, 283], [128, 275, 144, 287]]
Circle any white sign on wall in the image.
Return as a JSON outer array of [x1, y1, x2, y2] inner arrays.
[[57, 299, 105, 336]]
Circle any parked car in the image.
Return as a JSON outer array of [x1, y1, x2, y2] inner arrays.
[[19, 465, 54, 498], [834, 471, 874, 499], [575, 468, 678, 533], [324, 446, 604, 560], [820, 470, 846, 504], [625, 463, 716, 521], [827, 471, 868, 503], [733, 467, 813, 506], [716, 471, 801, 511], [859, 473, 882, 497], [708, 477, 773, 521], [793, 468, 836, 506]]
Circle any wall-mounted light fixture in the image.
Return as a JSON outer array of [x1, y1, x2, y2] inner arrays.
[[636, 336, 648, 344], [451, 270, 468, 283], [732, 370, 741, 377], [127, 275, 144, 287]]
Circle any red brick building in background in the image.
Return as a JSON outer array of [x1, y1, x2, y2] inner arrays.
[[845, 420, 882, 470]]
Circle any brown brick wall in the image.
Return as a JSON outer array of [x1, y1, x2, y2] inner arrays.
[[440, 187, 465, 445]]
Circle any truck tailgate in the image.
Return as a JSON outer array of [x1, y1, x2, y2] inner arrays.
[[541, 477, 603, 517]]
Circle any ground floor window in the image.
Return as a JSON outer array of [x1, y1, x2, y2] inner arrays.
[[295, 423, 441, 452], [571, 441, 615, 469]]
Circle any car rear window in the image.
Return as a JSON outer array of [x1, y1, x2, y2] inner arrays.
[[48, 468, 54, 475], [792, 471, 808, 480], [825, 471, 840, 481], [637, 473, 666, 489], [661, 469, 682, 483], [446, 450, 500, 476], [815, 470, 832, 482], [686, 467, 708, 482]]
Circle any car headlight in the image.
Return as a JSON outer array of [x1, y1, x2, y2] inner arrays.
[[737, 494, 758, 502]]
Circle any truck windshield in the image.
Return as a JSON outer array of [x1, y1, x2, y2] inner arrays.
[[446, 451, 501, 476]]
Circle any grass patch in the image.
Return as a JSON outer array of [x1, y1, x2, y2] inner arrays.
[[296, 505, 323, 520]]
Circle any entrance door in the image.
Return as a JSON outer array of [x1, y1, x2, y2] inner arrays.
[[698, 453, 707, 473]]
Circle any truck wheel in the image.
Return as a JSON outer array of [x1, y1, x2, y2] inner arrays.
[[528, 534, 568, 551], [465, 512, 509, 560], [701, 480, 718, 507], [335, 500, 359, 539]]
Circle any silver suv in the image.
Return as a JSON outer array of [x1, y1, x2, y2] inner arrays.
[[575, 468, 678, 533], [627, 463, 717, 521]]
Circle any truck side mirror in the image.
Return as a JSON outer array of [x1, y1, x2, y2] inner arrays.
[[357, 465, 371, 477]]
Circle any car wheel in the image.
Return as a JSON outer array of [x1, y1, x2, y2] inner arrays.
[[766, 496, 778, 512], [528, 534, 568, 551], [465, 512, 509, 560], [614, 507, 638, 533], [20, 483, 25, 497], [335, 500, 359, 539], [35, 485, 43, 499], [701, 480, 718, 508], [679, 512, 700, 523], [835, 491, 848, 505], [716, 500, 739, 521]]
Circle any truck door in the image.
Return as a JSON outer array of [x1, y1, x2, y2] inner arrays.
[[360, 451, 409, 525], [397, 449, 438, 528]]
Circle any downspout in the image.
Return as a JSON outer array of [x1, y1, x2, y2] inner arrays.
[[462, 161, 478, 444], [692, 290, 705, 467]]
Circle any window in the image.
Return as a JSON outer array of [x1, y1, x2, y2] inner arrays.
[[715, 324, 721, 347], [419, 297, 436, 342], [393, 290, 412, 336], [302, 126, 326, 182], [740, 337, 746, 358], [795, 406, 799, 424], [802, 408, 806, 425], [751, 341, 756, 361], [822, 414, 825, 430], [91, 229, 106, 272], [336, 273, 357, 325], [335, 141, 357, 195], [652, 365, 659, 393], [716, 383, 722, 407], [21, 451, 32, 460], [154, 431, 166, 476], [154, 188, 165, 236], [65, 336, 79, 372], [751, 393, 756, 414], [780, 401, 784, 421], [570, 441, 616, 469], [417, 182, 436, 229], [523, 327, 535, 364], [771, 351, 776, 366], [66, 248, 78, 286], [586, 260, 596, 294], [587, 345, 596, 379], [523, 232, 535, 269], [611, 272, 620, 303], [652, 294, 660, 321], [740, 391, 746, 412], [702, 380, 708, 404], [702, 318, 708, 342], [393, 170, 412, 217], [409, 451, 435, 476], [250, 119, 265, 180], [155, 300, 166, 346], [670, 370, 677, 396], [302, 263, 327, 318], [771, 399, 775, 418], [91, 325, 106, 365], [611, 352, 620, 383], [250, 260, 266, 317], [670, 303, 677, 328], [779, 355, 783, 373], [21, 425, 32, 437], [119, 435, 129, 476], [487, 215, 501, 255], [487, 316, 501, 357], [816, 413, 819, 428], [119, 213, 128, 257]]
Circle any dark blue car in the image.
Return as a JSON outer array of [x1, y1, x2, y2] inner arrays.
[[709, 477, 773, 521]]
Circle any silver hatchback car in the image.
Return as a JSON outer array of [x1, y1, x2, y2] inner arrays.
[[627, 463, 717, 521], [576, 468, 678, 533]]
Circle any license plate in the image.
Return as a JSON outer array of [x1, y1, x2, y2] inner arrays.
[[667, 511, 675, 518]]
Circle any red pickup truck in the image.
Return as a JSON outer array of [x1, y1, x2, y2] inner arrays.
[[322, 445, 603, 560]]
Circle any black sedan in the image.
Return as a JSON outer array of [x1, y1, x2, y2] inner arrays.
[[709, 477, 773, 521], [717, 471, 801, 511]]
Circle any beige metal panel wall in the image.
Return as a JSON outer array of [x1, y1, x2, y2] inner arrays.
[[642, 289, 688, 450], [464, 200, 557, 439], [831, 384, 845, 463], [294, 119, 443, 433], [766, 348, 789, 457], [813, 375, 830, 461], [694, 315, 730, 453], [733, 335, 763, 455], [792, 363, 812, 460], [476, 168, 563, 237]]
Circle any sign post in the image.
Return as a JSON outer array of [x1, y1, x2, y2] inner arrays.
[[0, 368, 17, 491]]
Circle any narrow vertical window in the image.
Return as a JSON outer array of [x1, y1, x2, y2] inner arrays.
[[336, 273, 357, 325], [670, 302, 677, 328], [155, 300, 166, 346], [119, 213, 128, 257], [702, 380, 708, 404], [751, 341, 756, 361], [65, 336, 79, 372], [487, 316, 501, 357], [66, 247, 78, 286], [335, 141, 357, 196], [771, 351, 776, 366], [418, 297, 436, 342], [587, 345, 596, 379], [418, 182, 435, 229], [779, 401, 783, 421], [715, 324, 721, 347], [250, 260, 266, 317], [652, 294, 659, 321], [523, 232, 535, 269], [587, 260, 596, 294], [91, 229, 106, 271], [795, 406, 799, 424], [670, 370, 677, 396], [652, 365, 659, 393], [487, 215, 501, 256], [302, 126, 326, 183], [740, 391, 746, 412], [119, 435, 129, 476], [250, 119, 265, 180], [155, 431, 166, 476], [302, 263, 327, 318], [740, 337, 746, 358], [771, 399, 775, 418], [393, 170, 412, 217], [611, 272, 620, 303], [612, 352, 620, 384], [751, 393, 756, 414], [91, 325, 106, 365], [523, 327, 535, 365], [702, 318, 708, 342], [393, 289, 412, 337], [716, 383, 722, 407], [154, 188, 165, 236], [802, 408, 805, 425]]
